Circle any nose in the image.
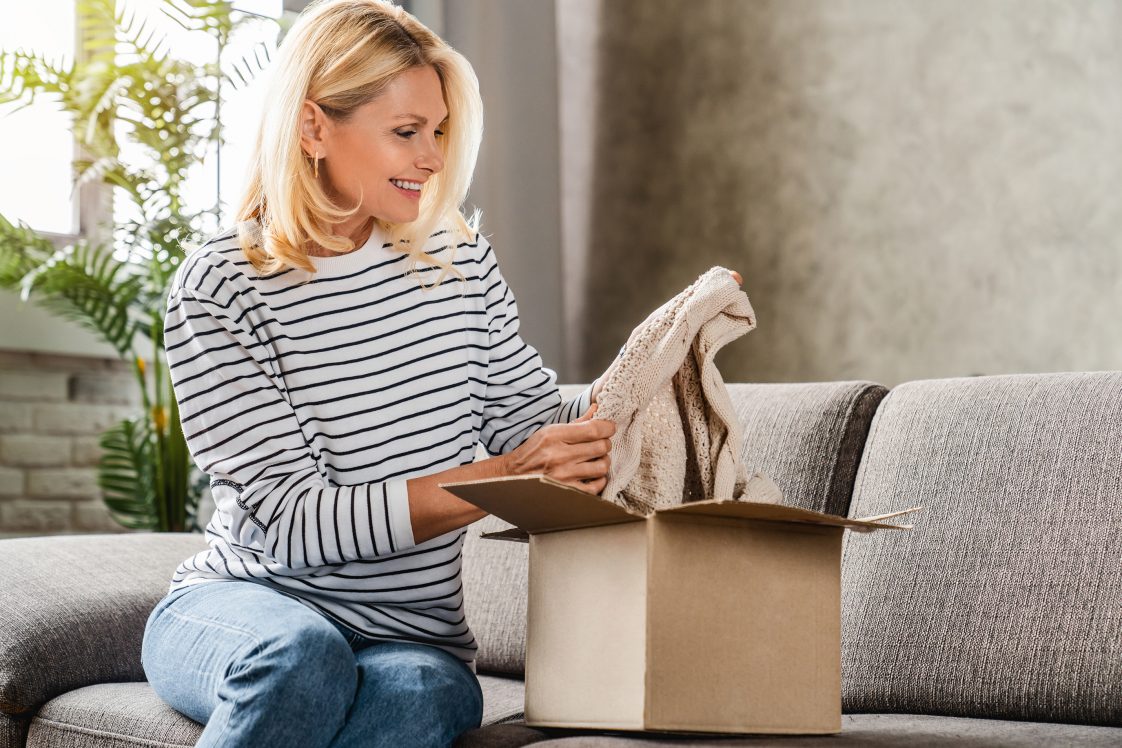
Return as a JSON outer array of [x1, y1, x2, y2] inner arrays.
[[416, 138, 444, 175]]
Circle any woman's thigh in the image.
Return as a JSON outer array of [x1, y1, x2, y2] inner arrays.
[[332, 641, 483, 748], [141, 580, 355, 727]]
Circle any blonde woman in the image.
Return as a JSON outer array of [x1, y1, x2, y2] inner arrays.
[[140, 1, 615, 745]]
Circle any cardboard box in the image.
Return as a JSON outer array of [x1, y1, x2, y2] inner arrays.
[[440, 473, 912, 736]]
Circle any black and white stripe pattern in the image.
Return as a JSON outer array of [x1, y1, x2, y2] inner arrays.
[[163, 220, 593, 667]]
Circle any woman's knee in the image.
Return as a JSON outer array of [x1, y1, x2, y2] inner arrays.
[[208, 618, 360, 733], [356, 643, 483, 743], [242, 619, 358, 695]]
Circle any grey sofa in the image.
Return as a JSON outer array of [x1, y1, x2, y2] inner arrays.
[[1, 374, 1119, 747]]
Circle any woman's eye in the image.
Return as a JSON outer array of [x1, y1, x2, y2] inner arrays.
[[396, 129, 444, 139]]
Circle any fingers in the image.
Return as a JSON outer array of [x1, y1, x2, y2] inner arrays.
[[575, 476, 608, 496], [570, 405, 616, 441], [553, 429, 613, 482], [509, 401, 615, 488], [571, 436, 612, 463], [729, 270, 742, 285], [556, 453, 611, 486]]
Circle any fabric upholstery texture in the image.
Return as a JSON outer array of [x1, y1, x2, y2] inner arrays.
[[477, 675, 528, 726], [593, 267, 772, 514], [0, 533, 208, 718], [456, 724, 554, 747], [462, 511, 530, 676], [841, 372, 1122, 726], [28, 684, 200, 748], [727, 381, 887, 517], [458, 714, 1122, 746], [23, 675, 524, 748], [0, 715, 27, 748]]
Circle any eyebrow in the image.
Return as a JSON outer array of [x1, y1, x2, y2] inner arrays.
[[392, 112, 450, 125]]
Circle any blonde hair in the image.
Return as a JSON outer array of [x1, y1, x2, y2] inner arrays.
[[230, 0, 482, 288]]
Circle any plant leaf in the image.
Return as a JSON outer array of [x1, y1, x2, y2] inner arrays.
[[19, 240, 143, 355], [98, 416, 158, 530]]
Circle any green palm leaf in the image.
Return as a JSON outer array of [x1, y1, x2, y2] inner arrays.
[[0, 43, 73, 110], [98, 417, 158, 530], [19, 241, 144, 356], [0, 213, 56, 285]]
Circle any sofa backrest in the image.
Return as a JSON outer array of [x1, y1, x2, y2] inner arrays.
[[729, 381, 887, 516], [841, 372, 1122, 727], [463, 380, 888, 676], [0, 533, 208, 724]]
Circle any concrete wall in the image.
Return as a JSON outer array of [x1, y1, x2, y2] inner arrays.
[[561, 0, 1122, 387], [439, 0, 568, 377]]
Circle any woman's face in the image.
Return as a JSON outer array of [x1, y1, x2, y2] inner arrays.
[[301, 64, 448, 231]]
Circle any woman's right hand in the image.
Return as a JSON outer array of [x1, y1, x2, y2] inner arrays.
[[502, 403, 616, 495]]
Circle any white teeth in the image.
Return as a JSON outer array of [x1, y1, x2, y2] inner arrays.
[[391, 179, 421, 191]]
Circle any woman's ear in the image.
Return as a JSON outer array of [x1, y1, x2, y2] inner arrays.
[[299, 99, 330, 158]]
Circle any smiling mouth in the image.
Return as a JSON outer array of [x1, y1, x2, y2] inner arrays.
[[390, 180, 422, 199]]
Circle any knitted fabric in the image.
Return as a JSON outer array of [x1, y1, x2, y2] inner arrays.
[[593, 266, 783, 515]]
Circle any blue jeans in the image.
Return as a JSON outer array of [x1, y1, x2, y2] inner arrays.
[[141, 580, 483, 748]]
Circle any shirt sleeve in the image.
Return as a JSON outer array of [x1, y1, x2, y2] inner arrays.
[[476, 236, 596, 456], [164, 283, 415, 570]]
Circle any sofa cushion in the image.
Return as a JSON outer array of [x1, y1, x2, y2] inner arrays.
[[456, 713, 1122, 746], [728, 381, 886, 516], [462, 510, 531, 676], [477, 674, 527, 726], [0, 533, 208, 718], [27, 683, 199, 748], [461, 381, 887, 676], [841, 372, 1122, 726], [24, 674, 524, 747], [2, 713, 28, 748]]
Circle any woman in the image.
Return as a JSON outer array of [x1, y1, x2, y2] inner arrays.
[[141, 1, 615, 745]]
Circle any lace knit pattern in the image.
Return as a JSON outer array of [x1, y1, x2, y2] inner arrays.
[[594, 266, 783, 514]]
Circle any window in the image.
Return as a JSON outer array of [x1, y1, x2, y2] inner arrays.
[[0, 1, 283, 241], [0, 0, 284, 357], [113, 0, 285, 238], [0, 0, 78, 237]]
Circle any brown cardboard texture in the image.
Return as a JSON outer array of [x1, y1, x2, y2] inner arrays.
[[440, 474, 912, 736]]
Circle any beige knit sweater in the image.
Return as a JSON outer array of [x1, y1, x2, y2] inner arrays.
[[593, 267, 782, 515]]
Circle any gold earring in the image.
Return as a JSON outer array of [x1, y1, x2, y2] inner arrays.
[[313, 152, 320, 179]]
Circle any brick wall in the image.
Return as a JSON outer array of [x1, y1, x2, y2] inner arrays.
[[0, 350, 163, 538]]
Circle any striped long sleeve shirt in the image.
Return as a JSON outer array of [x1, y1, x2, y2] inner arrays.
[[163, 219, 594, 668]]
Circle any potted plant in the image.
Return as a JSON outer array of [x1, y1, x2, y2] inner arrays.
[[0, 0, 288, 531]]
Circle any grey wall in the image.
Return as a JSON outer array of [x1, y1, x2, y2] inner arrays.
[[435, 1, 567, 377], [560, 0, 1122, 387]]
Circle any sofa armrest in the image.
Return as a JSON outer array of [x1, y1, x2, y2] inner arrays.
[[0, 532, 208, 717]]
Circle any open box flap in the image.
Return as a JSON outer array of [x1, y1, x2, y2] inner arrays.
[[442, 473, 918, 535], [440, 474, 643, 534], [655, 499, 915, 532]]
